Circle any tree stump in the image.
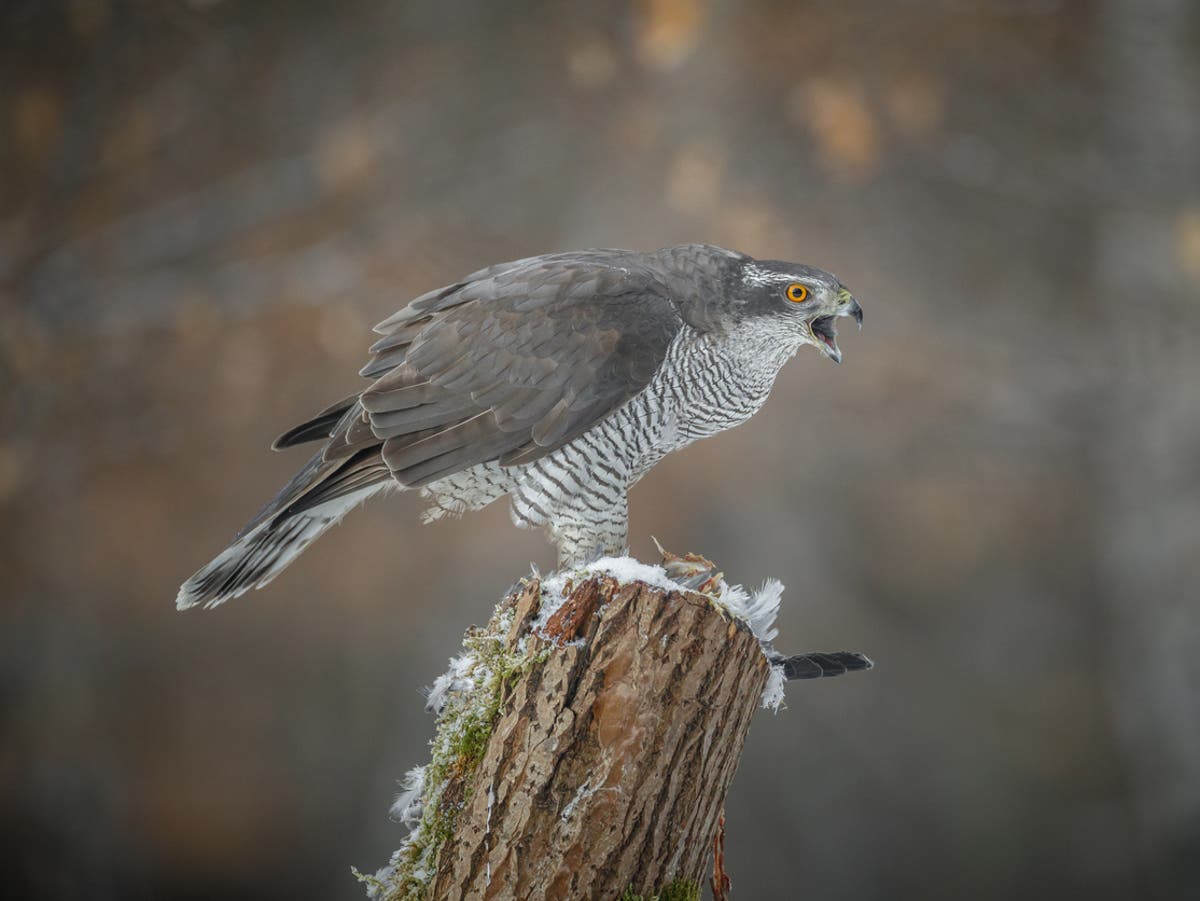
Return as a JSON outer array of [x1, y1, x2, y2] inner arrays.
[[369, 565, 777, 901], [436, 575, 767, 899]]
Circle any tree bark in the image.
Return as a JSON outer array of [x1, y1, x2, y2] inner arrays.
[[427, 574, 770, 900]]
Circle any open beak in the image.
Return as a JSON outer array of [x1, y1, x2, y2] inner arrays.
[[810, 294, 862, 365]]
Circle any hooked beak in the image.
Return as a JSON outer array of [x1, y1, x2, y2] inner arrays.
[[847, 296, 864, 329]]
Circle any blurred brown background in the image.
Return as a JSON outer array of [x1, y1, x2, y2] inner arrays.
[[2, 1, 1198, 899]]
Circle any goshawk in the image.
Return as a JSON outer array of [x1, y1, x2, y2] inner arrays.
[[177, 243, 862, 609]]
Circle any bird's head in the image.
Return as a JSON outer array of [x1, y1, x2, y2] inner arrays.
[[737, 259, 863, 364]]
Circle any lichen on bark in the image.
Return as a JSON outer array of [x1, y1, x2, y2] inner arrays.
[[366, 582, 544, 901]]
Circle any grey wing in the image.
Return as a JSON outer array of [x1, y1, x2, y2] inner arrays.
[[339, 251, 681, 488]]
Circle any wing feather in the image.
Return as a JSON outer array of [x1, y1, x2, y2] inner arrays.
[[369, 397, 478, 437], [271, 394, 358, 450], [365, 254, 680, 477], [277, 249, 683, 492]]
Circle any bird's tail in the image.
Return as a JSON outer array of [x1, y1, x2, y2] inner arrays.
[[176, 448, 390, 610]]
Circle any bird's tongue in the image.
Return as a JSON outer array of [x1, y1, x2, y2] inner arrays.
[[812, 317, 841, 363]]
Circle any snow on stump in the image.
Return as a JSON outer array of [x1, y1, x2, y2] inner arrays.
[[364, 556, 817, 901]]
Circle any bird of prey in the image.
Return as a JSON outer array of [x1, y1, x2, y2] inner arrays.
[[177, 243, 862, 610]]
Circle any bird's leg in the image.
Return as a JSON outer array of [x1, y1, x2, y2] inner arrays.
[[556, 542, 623, 570], [552, 493, 629, 572], [766, 650, 874, 681]]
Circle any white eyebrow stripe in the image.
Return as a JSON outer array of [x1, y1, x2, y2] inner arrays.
[[742, 264, 785, 287]]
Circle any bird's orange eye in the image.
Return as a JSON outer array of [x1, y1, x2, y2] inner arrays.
[[786, 283, 808, 303]]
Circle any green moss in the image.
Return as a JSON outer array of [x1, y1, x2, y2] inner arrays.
[[619, 879, 702, 901], [369, 576, 636, 900], [371, 594, 543, 901], [350, 867, 387, 894]]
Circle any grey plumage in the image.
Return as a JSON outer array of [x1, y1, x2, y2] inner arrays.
[[177, 243, 862, 610]]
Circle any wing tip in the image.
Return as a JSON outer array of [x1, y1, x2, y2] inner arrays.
[[175, 585, 200, 611], [175, 569, 248, 611]]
